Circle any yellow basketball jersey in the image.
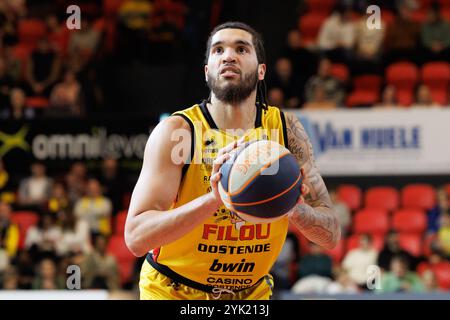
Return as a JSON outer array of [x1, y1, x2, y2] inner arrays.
[[150, 101, 290, 291]]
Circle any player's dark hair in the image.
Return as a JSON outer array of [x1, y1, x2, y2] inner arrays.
[[204, 21, 268, 110]]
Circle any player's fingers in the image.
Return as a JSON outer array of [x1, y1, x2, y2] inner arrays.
[[212, 153, 230, 174], [217, 140, 238, 157], [301, 184, 310, 196], [210, 172, 222, 184]]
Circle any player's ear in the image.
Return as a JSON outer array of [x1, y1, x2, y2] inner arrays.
[[258, 64, 266, 81], [204, 65, 208, 82]]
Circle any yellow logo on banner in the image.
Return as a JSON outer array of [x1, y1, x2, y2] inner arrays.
[[0, 126, 30, 157]]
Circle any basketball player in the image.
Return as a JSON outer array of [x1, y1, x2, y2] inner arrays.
[[125, 22, 341, 300]]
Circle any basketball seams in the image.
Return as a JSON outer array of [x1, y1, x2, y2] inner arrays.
[[226, 171, 302, 206], [228, 150, 291, 197]]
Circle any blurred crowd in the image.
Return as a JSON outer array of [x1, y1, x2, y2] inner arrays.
[[267, 0, 450, 109], [0, 157, 139, 290], [271, 185, 450, 295]]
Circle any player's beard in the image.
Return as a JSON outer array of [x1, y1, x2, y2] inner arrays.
[[207, 67, 259, 104]]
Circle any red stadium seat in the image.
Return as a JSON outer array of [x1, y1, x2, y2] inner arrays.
[[298, 13, 327, 46], [288, 224, 311, 255], [336, 184, 362, 211], [330, 63, 349, 83], [114, 210, 127, 235], [386, 62, 419, 106], [103, 0, 125, 17], [346, 233, 385, 252], [432, 262, 450, 290], [305, 0, 336, 15], [398, 233, 423, 257], [346, 91, 379, 107], [417, 0, 434, 9], [421, 62, 450, 105], [18, 19, 46, 49], [410, 9, 428, 23], [26, 96, 49, 109], [346, 75, 382, 107], [416, 261, 431, 275], [352, 75, 383, 92], [10, 211, 39, 249], [353, 208, 389, 235], [423, 233, 438, 257], [401, 183, 437, 210], [443, 9, 450, 23], [381, 10, 395, 26], [392, 209, 427, 234], [107, 235, 136, 285], [365, 186, 400, 212], [438, 0, 450, 9], [324, 237, 345, 264]]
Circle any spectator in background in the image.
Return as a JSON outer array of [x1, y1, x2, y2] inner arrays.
[[302, 85, 337, 110], [428, 187, 448, 234], [117, 0, 153, 61], [377, 255, 424, 293], [411, 84, 440, 108], [25, 212, 61, 263], [352, 11, 385, 75], [81, 234, 119, 290], [45, 13, 69, 57], [377, 230, 418, 271], [0, 201, 19, 258], [281, 29, 317, 97], [18, 162, 53, 209], [374, 85, 400, 109], [0, 3, 18, 47], [267, 88, 285, 109], [55, 209, 91, 257], [32, 258, 65, 289], [267, 58, 301, 109], [1, 88, 35, 120], [0, 56, 15, 110], [317, 5, 355, 64], [2, 46, 22, 83], [383, 3, 420, 66], [97, 158, 127, 215], [0, 158, 15, 204], [325, 267, 359, 294], [271, 232, 300, 290], [298, 242, 333, 279], [65, 162, 87, 203], [74, 178, 112, 236], [46, 182, 70, 215], [304, 58, 345, 105], [329, 190, 351, 236], [12, 250, 34, 289], [342, 233, 378, 289], [421, 269, 441, 292], [68, 17, 100, 73], [421, 4, 450, 63], [25, 36, 61, 98], [1, 266, 18, 289], [48, 69, 82, 117], [437, 212, 450, 258]]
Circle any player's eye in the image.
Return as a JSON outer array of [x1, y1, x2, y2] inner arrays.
[[213, 47, 223, 54], [237, 46, 248, 54]]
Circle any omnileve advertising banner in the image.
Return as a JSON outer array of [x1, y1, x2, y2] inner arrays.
[[291, 108, 450, 176], [0, 118, 151, 175]]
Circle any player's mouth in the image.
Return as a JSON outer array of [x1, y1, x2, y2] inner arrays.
[[220, 66, 241, 78]]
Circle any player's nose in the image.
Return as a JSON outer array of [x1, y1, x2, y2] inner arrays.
[[221, 48, 237, 63]]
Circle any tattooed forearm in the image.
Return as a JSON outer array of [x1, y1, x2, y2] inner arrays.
[[289, 204, 341, 249], [284, 112, 340, 249]]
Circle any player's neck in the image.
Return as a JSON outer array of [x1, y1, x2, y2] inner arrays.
[[208, 92, 257, 131]]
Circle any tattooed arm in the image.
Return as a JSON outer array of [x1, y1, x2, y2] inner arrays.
[[284, 112, 341, 250]]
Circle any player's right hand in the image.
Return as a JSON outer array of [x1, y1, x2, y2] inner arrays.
[[210, 136, 246, 205]]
